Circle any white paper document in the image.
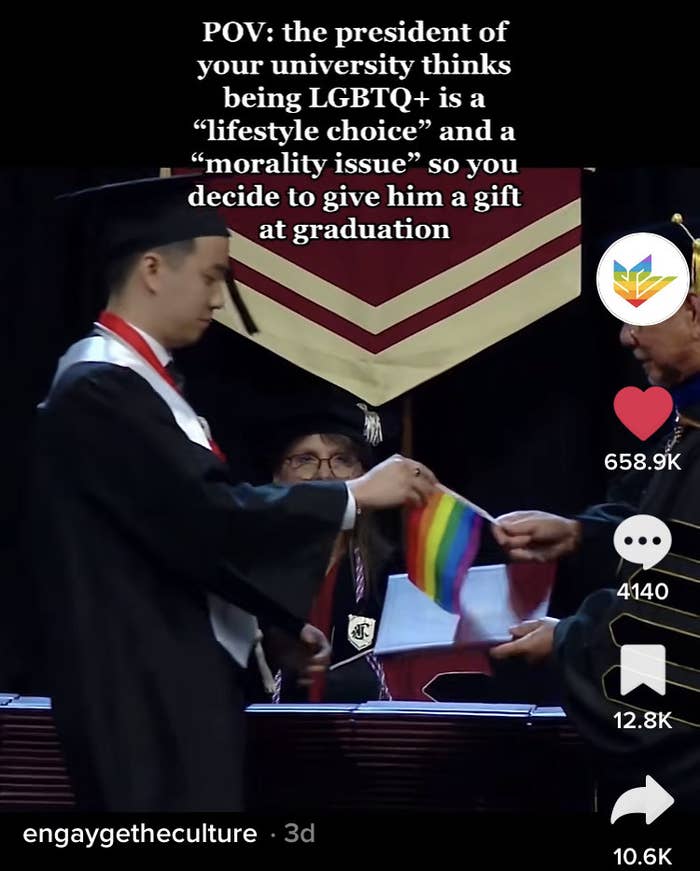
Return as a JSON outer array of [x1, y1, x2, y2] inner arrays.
[[374, 564, 553, 654]]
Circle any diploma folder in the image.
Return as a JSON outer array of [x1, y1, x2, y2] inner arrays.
[[374, 563, 554, 654]]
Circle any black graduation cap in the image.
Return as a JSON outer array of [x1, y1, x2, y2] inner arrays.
[[250, 387, 402, 476], [55, 172, 258, 333]]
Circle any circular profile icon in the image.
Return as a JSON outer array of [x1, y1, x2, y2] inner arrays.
[[596, 233, 690, 326]]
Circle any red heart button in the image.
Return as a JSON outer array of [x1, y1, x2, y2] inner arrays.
[[613, 386, 674, 441]]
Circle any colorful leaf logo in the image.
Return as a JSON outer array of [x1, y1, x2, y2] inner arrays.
[[613, 256, 676, 307]]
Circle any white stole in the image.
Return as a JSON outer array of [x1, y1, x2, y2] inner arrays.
[[51, 325, 259, 668]]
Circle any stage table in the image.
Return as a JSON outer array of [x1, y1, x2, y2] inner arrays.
[[1, 697, 597, 812], [245, 700, 596, 812]]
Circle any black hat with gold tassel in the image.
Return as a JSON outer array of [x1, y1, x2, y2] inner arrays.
[[671, 213, 700, 294]]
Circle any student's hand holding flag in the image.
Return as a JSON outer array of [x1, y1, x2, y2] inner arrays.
[[492, 510, 582, 562], [348, 454, 437, 509]]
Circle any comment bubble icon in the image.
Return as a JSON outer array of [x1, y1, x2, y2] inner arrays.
[[613, 515, 672, 570]]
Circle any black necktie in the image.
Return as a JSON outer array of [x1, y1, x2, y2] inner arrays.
[[166, 361, 186, 393]]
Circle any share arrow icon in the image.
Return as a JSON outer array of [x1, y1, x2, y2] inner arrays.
[[610, 775, 675, 824]]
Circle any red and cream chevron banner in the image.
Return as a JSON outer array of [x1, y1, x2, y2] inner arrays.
[[173, 167, 581, 405]]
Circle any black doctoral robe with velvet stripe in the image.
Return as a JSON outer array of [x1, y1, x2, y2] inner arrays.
[[553, 404, 700, 812], [26, 360, 348, 812], [276, 547, 393, 703]]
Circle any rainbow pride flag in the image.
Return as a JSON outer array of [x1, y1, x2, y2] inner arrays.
[[405, 488, 487, 613]]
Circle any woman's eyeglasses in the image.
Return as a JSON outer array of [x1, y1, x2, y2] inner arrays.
[[283, 453, 361, 480]]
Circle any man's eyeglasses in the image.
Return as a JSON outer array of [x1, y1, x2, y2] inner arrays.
[[283, 453, 361, 480]]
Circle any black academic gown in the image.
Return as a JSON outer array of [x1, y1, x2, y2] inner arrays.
[[277, 549, 390, 703], [323, 555, 388, 703], [26, 362, 348, 812], [552, 404, 700, 811]]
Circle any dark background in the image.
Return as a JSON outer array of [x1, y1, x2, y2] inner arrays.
[[3, 165, 700, 695]]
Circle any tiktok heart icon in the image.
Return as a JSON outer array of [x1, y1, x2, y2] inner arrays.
[[613, 386, 674, 441]]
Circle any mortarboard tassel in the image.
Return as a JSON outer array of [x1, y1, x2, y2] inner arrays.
[[671, 213, 700, 295], [225, 270, 258, 335], [357, 402, 383, 446]]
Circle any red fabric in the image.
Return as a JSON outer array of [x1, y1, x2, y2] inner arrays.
[[232, 228, 579, 353], [98, 311, 179, 390], [204, 168, 581, 304], [97, 312, 227, 462], [307, 561, 341, 703], [506, 561, 558, 618], [380, 649, 493, 701]]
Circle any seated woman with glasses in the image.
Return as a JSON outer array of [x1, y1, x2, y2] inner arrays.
[[256, 393, 399, 703]]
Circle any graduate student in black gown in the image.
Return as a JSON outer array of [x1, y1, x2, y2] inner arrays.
[[26, 173, 437, 812], [257, 394, 401, 703], [490, 216, 700, 811]]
